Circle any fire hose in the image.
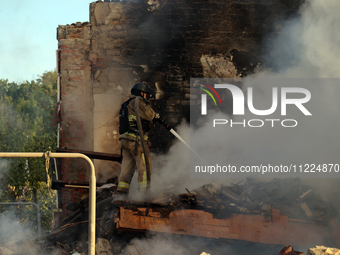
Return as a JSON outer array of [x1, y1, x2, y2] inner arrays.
[[135, 96, 152, 189]]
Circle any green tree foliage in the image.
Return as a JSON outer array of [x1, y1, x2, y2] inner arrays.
[[0, 70, 58, 232]]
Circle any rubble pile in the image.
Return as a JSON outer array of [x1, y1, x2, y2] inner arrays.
[[43, 185, 117, 254], [308, 246, 340, 255], [39, 178, 339, 254], [0, 240, 48, 255], [180, 178, 339, 223], [278, 245, 304, 255], [54, 178, 339, 231]]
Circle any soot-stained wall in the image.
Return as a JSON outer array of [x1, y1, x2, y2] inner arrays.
[[55, 0, 303, 215]]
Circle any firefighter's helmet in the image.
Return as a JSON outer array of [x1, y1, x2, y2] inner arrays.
[[131, 83, 149, 96]]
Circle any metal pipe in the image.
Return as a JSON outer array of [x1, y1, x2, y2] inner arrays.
[[0, 152, 96, 255], [0, 202, 41, 237]]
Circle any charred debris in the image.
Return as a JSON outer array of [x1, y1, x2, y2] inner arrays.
[[33, 178, 340, 254], [1, 178, 338, 254]]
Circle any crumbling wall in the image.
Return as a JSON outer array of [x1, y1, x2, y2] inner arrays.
[[56, 22, 93, 214], [56, 0, 304, 216]]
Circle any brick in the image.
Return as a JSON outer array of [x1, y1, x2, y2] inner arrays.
[[69, 75, 84, 81], [96, 63, 108, 68], [70, 34, 83, 39], [61, 49, 75, 54], [69, 65, 85, 70], [71, 193, 78, 198], [97, 57, 110, 62]]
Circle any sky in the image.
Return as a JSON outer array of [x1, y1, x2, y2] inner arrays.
[[0, 0, 90, 83]]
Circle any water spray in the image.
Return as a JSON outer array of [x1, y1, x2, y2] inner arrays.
[[158, 117, 207, 164]]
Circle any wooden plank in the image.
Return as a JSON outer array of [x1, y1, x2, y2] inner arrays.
[[116, 207, 330, 247], [56, 148, 122, 162]]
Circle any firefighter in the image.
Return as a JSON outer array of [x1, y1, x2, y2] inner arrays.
[[116, 82, 160, 196]]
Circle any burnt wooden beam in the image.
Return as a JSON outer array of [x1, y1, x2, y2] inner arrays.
[[56, 148, 122, 162]]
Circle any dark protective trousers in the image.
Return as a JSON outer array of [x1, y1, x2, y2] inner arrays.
[[117, 138, 152, 193]]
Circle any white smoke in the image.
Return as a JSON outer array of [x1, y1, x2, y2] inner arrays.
[[120, 234, 190, 255], [0, 212, 33, 243], [0, 210, 46, 255], [119, 232, 251, 255], [0, 159, 10, 198], [266, 0, 340, 78], [0, 159, 10, 182], [298, 0, 340, 77], [93, 90, 124, 182]]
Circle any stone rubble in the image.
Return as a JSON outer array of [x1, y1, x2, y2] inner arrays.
[[308, 246, 340, 255]]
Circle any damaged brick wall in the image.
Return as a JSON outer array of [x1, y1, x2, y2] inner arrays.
[[56, 0, 303, 215], [56, 22, 93, 214]]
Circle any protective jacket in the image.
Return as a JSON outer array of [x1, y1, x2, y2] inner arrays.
[[119, 95, 155, 141]]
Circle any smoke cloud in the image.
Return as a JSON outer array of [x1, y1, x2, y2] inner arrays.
[[120, 233, 191, 255], [0, 211, 32, 243], [265, 0, 340, 77], [0, 210, 49, 255], [0, 159, 10, 181], [0, 159, 10, 198], [119, 233, 287, 255], [93, 89, 124, 181]]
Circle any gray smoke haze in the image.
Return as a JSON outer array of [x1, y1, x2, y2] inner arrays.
[[93, 89, 124, 181], [0, 210, 49, 255], [265, 0, 340, 77], [0, 159, 10, 197], [120, 233, 191, 255], [0, 212, 33, 243], [0, 159, 10, 181], [119, 233, 289, 255]]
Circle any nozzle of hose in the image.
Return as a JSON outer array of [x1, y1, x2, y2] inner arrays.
[[155, 114, 172, 131], [162, 119, 171, 131]]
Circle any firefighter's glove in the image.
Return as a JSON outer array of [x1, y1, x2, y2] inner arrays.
[[154, 113, 164, 124]]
